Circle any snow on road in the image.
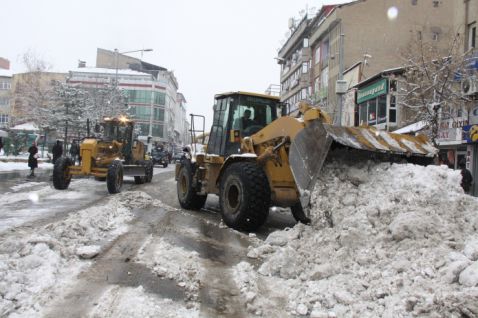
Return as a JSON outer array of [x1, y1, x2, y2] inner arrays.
[[89, 285, 198, 318], [0, 191, 152, 317], [0, 161, 52, 172], [237, 161, 478, 317], [0, 179, 104, 233]]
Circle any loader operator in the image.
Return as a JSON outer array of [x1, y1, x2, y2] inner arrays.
[[241, 109, 254, 130]]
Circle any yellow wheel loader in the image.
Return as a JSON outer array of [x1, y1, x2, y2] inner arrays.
[[175, 92, 437, 231], [53, 116, 153, 194]]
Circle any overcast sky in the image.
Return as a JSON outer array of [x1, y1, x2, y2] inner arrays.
[[1, 0, 351, 129]]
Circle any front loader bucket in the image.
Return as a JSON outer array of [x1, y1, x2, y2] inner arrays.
[[289, 121, 438, 214], [289, 120, 333, 202]]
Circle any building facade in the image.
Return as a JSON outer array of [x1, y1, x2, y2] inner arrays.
[[95, 48, 189, 147], [278, 0, 455, 124], [447, 0, 478, 196], [0, 66, 12, 128]]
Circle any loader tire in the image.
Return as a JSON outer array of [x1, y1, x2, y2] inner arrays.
[[163, 162, 168, 168], [290, 202, 311, 224], [219, 162, 271, 232], [53, 157, 73, 190], [177, 162, 207, 210], [145, 160, 153, 183], [107, 160, 123, 194]]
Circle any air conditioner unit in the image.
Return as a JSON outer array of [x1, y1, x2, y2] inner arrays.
[[462, 77, 478, 96], [335, 80, 348, 94]]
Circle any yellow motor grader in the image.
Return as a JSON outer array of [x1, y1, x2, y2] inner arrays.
[[176, 92, 437, 231], [53, 116, 153, 194]]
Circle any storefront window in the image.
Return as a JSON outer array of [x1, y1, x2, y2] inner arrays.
[[367, 99, 377, 125], [378, 95, 387, 124]]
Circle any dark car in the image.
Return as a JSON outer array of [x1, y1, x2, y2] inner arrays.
[[151, 148, 169, 168], [172, 152, 185, 163]]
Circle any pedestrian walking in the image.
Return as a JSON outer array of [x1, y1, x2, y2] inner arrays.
[[460, 159, 473, 194], [0, 137, 3, 155], [52, 140, 63, 164], [28, 142, 39, 177]]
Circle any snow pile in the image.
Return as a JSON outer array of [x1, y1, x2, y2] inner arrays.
[[88, 285, 198, 318], [238, 161, 478, 317], [136, 235, 201, 306], [0, 191, 151, 317]]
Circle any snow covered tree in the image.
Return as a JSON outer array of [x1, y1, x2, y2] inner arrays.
[[398, 34, 473, 144]]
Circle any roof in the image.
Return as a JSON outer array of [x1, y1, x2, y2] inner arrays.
[[354, 67, 406, 88], [214, 91, 280, 101], [70, 67, 151, 77], [393, 121, 428, 134], [0, 69, 13, 77], [10, 122, 40, 131]]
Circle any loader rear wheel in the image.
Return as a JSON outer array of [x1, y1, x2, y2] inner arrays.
[[177, 162, 207, 210], [219, 162, 271, 232], [290, 202, 311, 224], [53, 157, 73, 190], [107, 160, 123, 194]]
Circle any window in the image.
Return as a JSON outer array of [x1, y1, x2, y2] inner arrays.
[[389, 95, 397, 123], [302, 62, 308, 73], [377, 95, 387, 124], [411, 0, 417, 5], [432, 0, 439, 8], [0, 114, 8, 124], [0, 97, 9, 106], [322, 40, 329, 67], [0, 82, 11, 90], [314, 46, 321, 65], [469, 23, 476, 49], [303, 38, 309, 48], [432, 32, 439, 41]]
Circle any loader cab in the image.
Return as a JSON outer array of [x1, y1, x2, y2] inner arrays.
[[207, 92, 280, 156]]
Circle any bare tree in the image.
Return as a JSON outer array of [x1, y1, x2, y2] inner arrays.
[[12, 50, 55, 126], [398, 34, 473, 144]]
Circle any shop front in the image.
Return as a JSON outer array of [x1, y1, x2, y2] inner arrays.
[[463, 121, 478, 197]]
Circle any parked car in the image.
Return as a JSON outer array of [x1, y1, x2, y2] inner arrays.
[[172, 152, 185, 163], [151, 148, 169, 167]]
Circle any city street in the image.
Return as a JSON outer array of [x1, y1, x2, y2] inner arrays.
[[0, 165, 296, 317]]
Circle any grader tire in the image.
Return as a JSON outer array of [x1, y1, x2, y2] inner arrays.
[[134, 176, 146, 184], [145, 160, 153, 183], [107, 160, 124, 194], [53, 157, 73, 190], [290, 202, 311, 224], [177, 162, 207, 210], [219, 162, 271, 232]]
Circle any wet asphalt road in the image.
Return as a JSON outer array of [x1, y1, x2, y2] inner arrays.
[[1, 165, 297, 317]]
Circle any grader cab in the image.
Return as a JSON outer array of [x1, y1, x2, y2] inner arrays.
[[53, 116, 153, 194], [176, 92, 437, 231]]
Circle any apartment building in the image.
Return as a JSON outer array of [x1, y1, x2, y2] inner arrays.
[[449, 0, 478, 196], [10, 71, 67, 125], [95, 48, 189, 147], [0, 60, 12, 128], [278, 0, 455, 124]]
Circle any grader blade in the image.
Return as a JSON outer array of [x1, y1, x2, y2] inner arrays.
[[289, 121, 438, 213]]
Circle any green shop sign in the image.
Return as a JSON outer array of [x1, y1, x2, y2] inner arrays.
[[357, 79, 388, 104]]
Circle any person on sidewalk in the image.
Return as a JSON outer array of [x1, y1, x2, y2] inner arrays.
[[28, 142, 39, 177], [52, 140, 63, 164], [460, 159, 473, 194]]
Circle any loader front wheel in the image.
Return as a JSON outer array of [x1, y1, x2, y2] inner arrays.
[[290, 202, 311, 224], [107, 160, 123, 194], [177, 162, 207, 210], [219, 162, 271, 232], [53, 157, 73, 190]]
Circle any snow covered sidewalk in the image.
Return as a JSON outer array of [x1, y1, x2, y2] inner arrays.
[[237, 161, 478, 317]]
